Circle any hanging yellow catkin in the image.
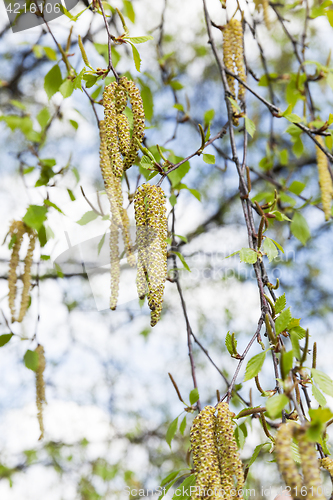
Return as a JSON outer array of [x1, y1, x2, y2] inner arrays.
[[146, 185, 168, 327], [116, 113, 131, 157], [215, 402, 244, 499], [134, 184, 149, 300], [275, 423, 303, 500], [99, 120, 123, 226], [18, 230, 36, 323], [223, 23, 236, 99], [35, 344, 46, 440], [121, 208, 136, 268], [316, 137, 333, 221], [321, 456, 333, 477], [8, 221, 26, 322], [297, 430, 325, 500], [190, 406, 222, 499], [103, 82, 124, 177], [119, 77, 145, 170], [110, 221, 120, 310], [8, 221, 36, 323], [230, 19, 246, 103]]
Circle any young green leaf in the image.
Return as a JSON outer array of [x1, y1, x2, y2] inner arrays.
[[239, 248, 258, 264], [0, 333, 13, 347], [312, 369, 333, 397], [225, 332, 234, 356], [203, 154, 215, 164], [172, 475, 196, 500], [247, 442, 270, 468], [266, 394, 289, 419], [44, 64, 62, 99], [189, 388, 199, 405], [275, 308, 292, 335], [24, 350, 39, 371], [166, 417, 178, 448], [312, 384, 327, 407], [275, 294, 286, 314], [244, 351, 267, 381], [172, 251, 191, 272], [263, 238, 278, 262], [179, 416, 186, 435], [98, 233, 106, 255], [244, 117, 256, 137], [23, 205, 48, 231], [76, 211, 99, 225], [291, 212, 310, 245]]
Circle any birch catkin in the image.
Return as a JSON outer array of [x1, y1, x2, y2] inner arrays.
[[230, 19, 246, 103], [275, 423, 303, 500], [110, 221, 120, 310], [134, 183, 168, 327], [35, 344, 46, 440], [8, 221, 36, 323], [316, 137, 333, 221], [189, 403, 244, 500], [297, 431, 325, 500], [103, 82, 124, 177]]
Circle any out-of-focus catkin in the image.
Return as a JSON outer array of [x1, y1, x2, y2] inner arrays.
[[8, 221, 36, 323], [254, 0, 270, 29], [297, 430, 325, 500], [121, 208, 136, 268], [222, 20, 246, 125], [35, 344, 46, 440], [316, 137, 333, 221], [230, 19, 246, 103], [110, 221, 120, 310], [134, 183, 167, 327], [275, 423, 303, 500], [103, 82, 124, 177], [189, 403, 245, 500], [321, 456, 333, 477], [216, 402, 244, 498]]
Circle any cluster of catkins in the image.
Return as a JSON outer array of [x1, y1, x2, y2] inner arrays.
[[134, 183, 167, 327], [101, 79, 168, 324], [8, 220, 36, 323], [275, 422, 325, 500], [222, 19, 246, 125], [35, 344, 46, 440], [190, 403, 244, 500], [315, 137, 333, 221]]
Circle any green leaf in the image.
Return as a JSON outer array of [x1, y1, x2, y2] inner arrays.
[[291, 212, 311, 245], [0, 333, 13, 347], [307, 408, 333, 441], [161, 470, 181, 487], [172, 251, 191, 272], [168, 157, 190, 186], [290, 331, 301, 360], [203, 154, 215, 165], [76, 211, 99, 225], [170, 80, 184, 90], [174, 103, 184, 111], [44, 200, 63, 214], [247, 442, 270, 468], [225, 332, 234, 356], [175, 234, 188, 243], [227, 96, 241, 112], [123, 0, 135, 22], [244, 116, 256, 137], [126, 35, 153, 44], [44, 64, 62, 99], [179, 416, 186, 435], [263, 238, 278, 262], [312, 384, 327, 407], [234, 425, 245, 448], [239, 248, 258, 264], [43, 46, 57, 61], [244, 351, 267, 382], [189, 388, 199, 405], [288, 181, 305, 196], [312, 369, 333, 397], [281, 350, 294, 380], [139, 80, 154, 122], [166, 417, 178, 448], [130, 43, 141, 72], [266, 394, 289, 418], [24, 350, 39, 371], [23, 205, 48, 231], [67, 189, 76, 201], [54, 263, 64, 278], [284, 113, 303, 123], [169, 194, 177, 206], [275, 308, 292, 335], [172, 475, 196, 500], [41, 255, 50, 261], [37, 108, 51, 128], [59, 79, 74, 98], [140, 155, 154, 169], [98, 233, 106, 255], [204, 109, 215, 125], [275, 294, 286, 314]]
